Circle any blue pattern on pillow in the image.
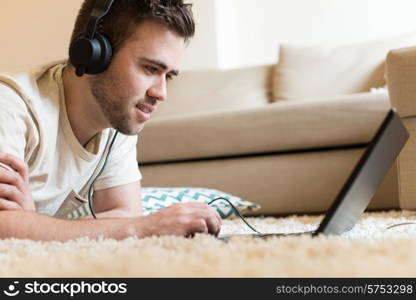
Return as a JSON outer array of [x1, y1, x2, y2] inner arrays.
[[141, 187, 261, 219]]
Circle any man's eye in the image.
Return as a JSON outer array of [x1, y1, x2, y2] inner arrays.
[[166, 74, 174, 81], [145, 66, 158, 74]]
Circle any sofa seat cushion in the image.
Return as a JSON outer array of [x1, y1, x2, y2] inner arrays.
[[138, 92, 390, 164]]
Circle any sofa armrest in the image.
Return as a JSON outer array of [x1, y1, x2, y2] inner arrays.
[[386, 46, 416, 117], [386, 46, 416, 210]]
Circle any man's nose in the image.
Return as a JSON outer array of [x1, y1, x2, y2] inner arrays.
[[147, 77, 167, 102]]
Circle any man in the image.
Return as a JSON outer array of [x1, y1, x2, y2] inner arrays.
[[0, 0, 221, 241]]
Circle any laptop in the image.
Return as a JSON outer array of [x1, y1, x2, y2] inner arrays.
[[218, 108, 409, 241]]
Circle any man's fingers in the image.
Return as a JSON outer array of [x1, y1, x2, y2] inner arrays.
[[188, 216, 220, 237], [155, 202, 223, 237], [209, 206, 222, 224], [0, 169, 28, 195], [0, 162, 14, 172], [0, 152, 29, 183], [189, 219, 209, 235], [0, 172, 34, 211], [204, 215, 221, 236], [0, 183, 22, 204], [0, 153, 34, 212], [0, 198, 22, 211], [190, 205, 222, 236]]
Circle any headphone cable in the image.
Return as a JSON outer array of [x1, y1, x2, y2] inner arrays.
[[88, 130, 119, 219], [208, 197, 263, 235]]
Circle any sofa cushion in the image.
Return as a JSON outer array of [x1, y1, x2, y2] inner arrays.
[[138, 92, 390, 164], [272, 32, 416, 101], [152, 65, 273, 119]]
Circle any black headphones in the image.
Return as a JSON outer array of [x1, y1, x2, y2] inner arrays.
[[69, 0, 120, 218], [69, 0, 115, 77]]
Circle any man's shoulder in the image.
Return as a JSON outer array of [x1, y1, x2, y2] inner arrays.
[[0, 74, 29, 112], [108, 130, 138, 157], [0, 60, 67, 103]]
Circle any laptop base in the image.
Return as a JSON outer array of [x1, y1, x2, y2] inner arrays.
[[218, 230, 315, 242]]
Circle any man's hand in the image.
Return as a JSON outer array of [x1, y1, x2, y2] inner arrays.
[[0, 152, 35, 211], [138, 203, 222, 237]]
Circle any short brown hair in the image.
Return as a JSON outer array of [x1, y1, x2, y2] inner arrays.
[[70, 0, 195, 56]]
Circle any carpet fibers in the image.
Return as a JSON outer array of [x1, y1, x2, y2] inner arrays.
[[1, 210, 416, 277]]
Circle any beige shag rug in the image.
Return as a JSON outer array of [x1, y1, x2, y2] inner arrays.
[[1, 210, 416, 277]]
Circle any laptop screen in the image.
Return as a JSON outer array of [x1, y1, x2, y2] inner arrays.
[[315, 108, 409, 236]]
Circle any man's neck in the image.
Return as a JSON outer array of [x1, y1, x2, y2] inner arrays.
[[62, 66, 108, 147]]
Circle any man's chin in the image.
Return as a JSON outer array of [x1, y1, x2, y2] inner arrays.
[[115, 123, 145, 136]]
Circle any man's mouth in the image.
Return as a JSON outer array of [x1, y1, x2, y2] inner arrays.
[[135, 103, 155, 121], [136, 103, 154, 114]]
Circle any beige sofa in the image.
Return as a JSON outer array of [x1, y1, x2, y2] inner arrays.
[[137, 36, 416, 216], [386, 46, 416, 212]]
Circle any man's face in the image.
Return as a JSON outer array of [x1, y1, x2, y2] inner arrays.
[[88, 20, 186, 135]]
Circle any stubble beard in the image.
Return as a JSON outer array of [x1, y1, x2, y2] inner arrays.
[[89, 73, 142, 136]]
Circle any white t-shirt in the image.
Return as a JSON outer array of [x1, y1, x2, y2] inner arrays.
[[0, 61, 142, 216]]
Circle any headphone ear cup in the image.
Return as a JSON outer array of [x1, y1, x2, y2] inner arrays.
[[69, 36, 100, 76], [88, 32, 113, 74], [69, 33, 112, 76]]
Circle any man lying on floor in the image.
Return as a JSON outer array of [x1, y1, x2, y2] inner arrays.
[[0, 0, 221, 241]]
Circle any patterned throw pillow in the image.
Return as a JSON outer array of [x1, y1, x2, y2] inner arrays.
[[141, 187, 261, 219], [67, 187, 260, 219]]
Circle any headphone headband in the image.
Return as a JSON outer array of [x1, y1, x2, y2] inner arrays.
[[85, 0, 115, 39]]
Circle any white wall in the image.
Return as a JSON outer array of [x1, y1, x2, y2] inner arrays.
[[181, 0, 219, 70], [1, 0, 416, 72], [0, 0, 211, 73], [213, 0, 416, 69]]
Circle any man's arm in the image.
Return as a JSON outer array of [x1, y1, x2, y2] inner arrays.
[[0, 201, 222, 241], [0, 153, 222, 240], [91, 181, 142, 218], [0, 210, 134, 241], [0, 150, 140, 218]]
